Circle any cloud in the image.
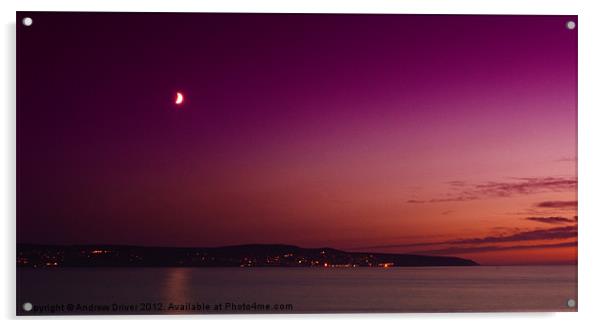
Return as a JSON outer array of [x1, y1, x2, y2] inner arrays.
[[413, 241, 577, 255], [474, 177, 577, 197], [407, 196, 478, 204], [557, 156, 577, 162], [450, 225, 577, 244], [524, 216, 577, 224], [447, 180, 467, 187], [536, 200, 578, 209], [353, 225, 577, 250], [407, 177, 576, 204]]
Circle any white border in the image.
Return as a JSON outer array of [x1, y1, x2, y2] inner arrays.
[[2, 1, 601, 327]]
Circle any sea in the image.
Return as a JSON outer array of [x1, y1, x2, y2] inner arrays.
[[16, 265, 577, 315]]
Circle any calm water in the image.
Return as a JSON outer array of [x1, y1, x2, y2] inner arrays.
[[17, 266, 577, 315]]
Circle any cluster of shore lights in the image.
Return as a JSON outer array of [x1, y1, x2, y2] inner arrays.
[[322, 262, 393, 268]]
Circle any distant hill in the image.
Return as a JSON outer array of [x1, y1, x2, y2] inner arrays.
[[17, 243, 478, 267]]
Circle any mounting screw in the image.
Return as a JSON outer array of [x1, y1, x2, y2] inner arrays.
[[22, 302, 33, 311], [22, 17, 33, 26], [566, 21, 576, 30], [567, 299, 576, 308]]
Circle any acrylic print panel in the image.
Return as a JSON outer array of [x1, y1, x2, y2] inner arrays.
[[16, 12, 577, 315]]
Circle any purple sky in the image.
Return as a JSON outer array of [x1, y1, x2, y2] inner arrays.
[[17, 13, 577, 264]]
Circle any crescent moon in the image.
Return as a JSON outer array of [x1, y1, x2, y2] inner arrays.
[[175, 92, 184, 105]]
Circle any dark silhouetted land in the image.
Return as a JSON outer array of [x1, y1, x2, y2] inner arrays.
[[17, 244, 478, 268]]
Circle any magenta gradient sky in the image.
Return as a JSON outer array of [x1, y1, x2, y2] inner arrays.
[[17, 13, 577, 264]]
